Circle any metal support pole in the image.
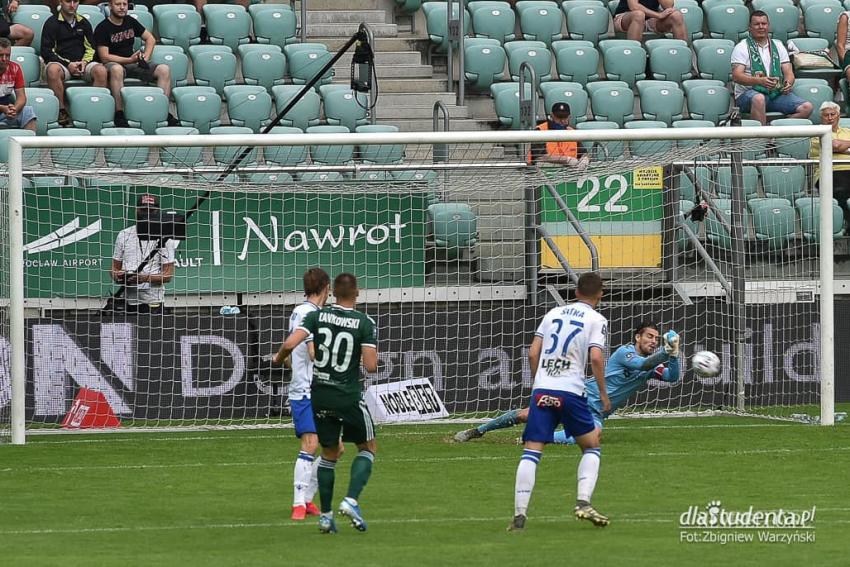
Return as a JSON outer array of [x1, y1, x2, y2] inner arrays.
[[819, 130, 835, 425], [8, 139, 25, 445], [457, 2, 465, 106], [727, 109, 747, 413]]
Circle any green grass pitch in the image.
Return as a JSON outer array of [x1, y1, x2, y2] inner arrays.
[[2, 416, 848, 566]]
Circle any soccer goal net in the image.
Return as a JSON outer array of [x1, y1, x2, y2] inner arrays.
[[0, 125, 836, 443]]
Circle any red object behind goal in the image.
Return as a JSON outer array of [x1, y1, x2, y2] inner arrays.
[[61, 388, 121, 429]]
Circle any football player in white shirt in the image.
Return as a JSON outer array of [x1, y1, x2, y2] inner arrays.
[[510, 272, 611, 531], [273, 268, 330, 521]]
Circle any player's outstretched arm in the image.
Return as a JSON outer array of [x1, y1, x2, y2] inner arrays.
[[273, 329, 309, 365], [621, 348, 669, 371], [659, 356, 682, 383]]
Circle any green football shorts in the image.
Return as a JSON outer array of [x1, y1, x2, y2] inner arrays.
[[313, 399, 376, 447]]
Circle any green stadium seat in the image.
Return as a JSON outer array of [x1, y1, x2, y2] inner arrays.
[[505, 40, 553, 82], [771, 118, 813, 158], [705, 198, 738, 250], [189, 45, 237, 98], [128, 9, 154, 48], [264, 126, 308, 166], [120, 86, 168, 135], [762, 4, 801, 42], [356, 124, 404, 164], [271, 85, 322, 131], [464, 38, 506, 91], [673, 119, 720, 157], [12, 7, 48, 56], [249, 172, 295, 184], [693, 39, 734, 82], [209, 126, 258, 166], [789, 37, 830, 51], [76, 5, 105, 33], [306, 125, 354, 166], [239, 44, 287, 92], [540, 81, 589, 125], [792, 82, 833, 124], [223, 85, 272, 133], [153, 5, 202, 52], [150, 46, 189, 88], [751, 0, 794, 9], [761, 165, 807, 200], [490, 81, 538, 128], [250, 4, 298, 49], [65, 87, 114, 134], [470, 1, 516, 43], [172, 86, 222, 134], [800, 0, 840, 9], [686, 84, 731, 124], [639, 83, 685, 125], [701, 0, 745, 11], [516, 1, 563, 46], [676, 165, 712, 201], [203, 4, 252, 52], [553, 41, 599, 85], [804, 4, 840, 47], [156, 126, 203, 167], [396, 0, 423, 15], [423, 2, 471, 53], [600, 42, 646, 87], [625, 120, 672, 157], [590, 83, 634, 126], [393, 169, 442, 204], [356, 170, 394, 182], [11, 47, 40, 87], [29, 176, 78, 189], [101, 127, 149, 168], [0, 129, 37, 166], [738, 118, 770, 160], [428, 202, 478, 259], [749, 198, 797, 250], [796, 196, 844, 241], [24, 87, 60, 135], [47, 128, 95, 168], [320, 85, 369, 131], [563, 3, 611, 44], [707, 4, 749, 41], [576, 120, 624, 159], [284, 43, 334, 88], [715, 166, 760, 200], [648, 43, 693, 83], [298, 171, 346, 183], [675, 1, 705, 41], [681, 78, 725, 95]]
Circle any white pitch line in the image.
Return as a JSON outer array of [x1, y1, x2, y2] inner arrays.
[[21, 420, 825, 446], [4, 445, 850, 474]]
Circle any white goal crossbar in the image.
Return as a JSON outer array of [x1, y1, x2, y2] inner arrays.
[[5, 125, 836, 443]]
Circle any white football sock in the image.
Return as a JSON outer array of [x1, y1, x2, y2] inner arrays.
[[305, 454, 320, 503], [515, 449, 542, 516], [577, 447, 601, 504], [293, 451, 314, 507]]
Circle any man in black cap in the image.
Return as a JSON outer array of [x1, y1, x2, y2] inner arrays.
[[530, 103, 590, 168], [110, 193, 177, 313]]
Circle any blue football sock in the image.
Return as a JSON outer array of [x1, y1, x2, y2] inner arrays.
[[552, 429, 576, 445], [478, 409, 520, 434]]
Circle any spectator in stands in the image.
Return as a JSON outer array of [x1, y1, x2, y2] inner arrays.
[[42, 0, 108, 127], [94, 0, 176, 128], [2, 0, 34, 46], [811, 101, 850, 231], [613, 0, 688, 43], [731, 11, 812, 125], [530, 102, 590, 169], [0, 37, 36, 131], [836, 12, 850, 108], [110, 193, 177, 314]]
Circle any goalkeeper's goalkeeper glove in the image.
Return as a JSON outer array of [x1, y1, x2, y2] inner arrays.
[[663, 330, 680, 358]]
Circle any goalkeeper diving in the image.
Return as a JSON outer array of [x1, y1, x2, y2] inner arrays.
[[455, 322, 681, 444]]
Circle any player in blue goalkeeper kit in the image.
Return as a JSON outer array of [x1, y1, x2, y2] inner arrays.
[[454, 322, 680, 444]]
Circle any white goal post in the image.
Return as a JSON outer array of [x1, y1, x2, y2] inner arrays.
[[3, 125, 836, 444]]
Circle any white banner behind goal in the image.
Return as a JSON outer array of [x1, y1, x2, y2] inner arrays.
[[0, 126, 836, 444]]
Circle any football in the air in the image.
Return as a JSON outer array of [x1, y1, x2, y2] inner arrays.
[[692, 350, 721, 377]]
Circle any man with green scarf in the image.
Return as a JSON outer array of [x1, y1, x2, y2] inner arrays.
[[731, 10, 812, 125]]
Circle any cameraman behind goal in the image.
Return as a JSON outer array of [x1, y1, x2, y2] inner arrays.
[[110, 193, 177, 314]]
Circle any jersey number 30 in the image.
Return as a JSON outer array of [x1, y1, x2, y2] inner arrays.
[[544, 319, 584, 357], [315, 329, 355, 372]]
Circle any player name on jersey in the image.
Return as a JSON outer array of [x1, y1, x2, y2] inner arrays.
[[318, 312, 362, 329], [365, 378, 449, 423]]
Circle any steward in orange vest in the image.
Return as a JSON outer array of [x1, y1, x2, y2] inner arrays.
[[529, 102, 589, 168]]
